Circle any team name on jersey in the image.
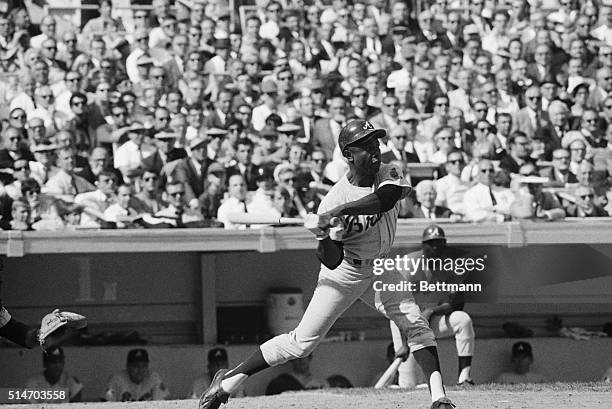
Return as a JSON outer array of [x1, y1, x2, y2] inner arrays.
[[344, 213, 383, 234]]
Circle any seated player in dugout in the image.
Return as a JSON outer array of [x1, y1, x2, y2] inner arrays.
[[25, 346, 83, 403], [496, 341, 546, 384], [198, 120, 457, 409], [390, 225, 476, 387], [190, 348, 245, 399]]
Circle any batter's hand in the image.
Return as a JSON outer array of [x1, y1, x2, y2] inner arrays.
[[304, 214, 330, 238], [394, 345, 410, 361]]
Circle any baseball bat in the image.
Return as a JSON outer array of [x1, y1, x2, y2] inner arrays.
[[374, 357, 403, 389], [227, 213, 341, 226]]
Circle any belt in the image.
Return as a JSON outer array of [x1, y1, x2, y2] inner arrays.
[[345, 257, 374, 266]]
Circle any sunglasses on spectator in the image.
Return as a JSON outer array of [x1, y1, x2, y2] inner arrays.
[[435, 102, 449, 107], [281, 177, 295, 183], [480, 168, 494, 173], [72, 101, 85, 107], [313, 158, 325, 163], [384, 102, 398, 107], [353, 93, 367, 98], [580, 194, 594, 199], [144, 176, 158, 182], [40, 94, 53, 99], [11, 114, 25, 120], [267, 7, 281, 12], [170, 191, 185, 197], [113, 111, 127, 117], [553, 155, 570, 160], [448, 159, 464, 165], [527, 96, 541, 101], [67, 77, 81, 82]]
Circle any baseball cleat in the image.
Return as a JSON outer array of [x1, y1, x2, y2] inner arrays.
[[198, 369, 230, 409], [457, 379, 475, 387], [430, 396, 456, 409]]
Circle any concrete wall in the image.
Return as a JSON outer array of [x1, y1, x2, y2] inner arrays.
[[0, 338, 611, 402]]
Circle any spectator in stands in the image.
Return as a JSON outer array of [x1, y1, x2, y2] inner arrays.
[[435, 149, 469, 215], [154, 181, 204, 227], [565, 185, 608, 217], [133, 169, 165, 215], [7, 199, 31, 231], [404, 180, 452, 219], [74, 171, 117, 228], [464, 159, 514, 222], [190, 347, 245, 399], [44, 147, 95, 202], [496, 341, 546, 384], [171, 137, 210, 206], [217, 174, 248, 230], [500, 132, 533, 175], [114, 122, 158, 183], [540, 148, 577, 187], [227, 138, 261, 191], [25, 347, 83, 403], [21, 178, 64, 231], [103, 349, 169, 402]]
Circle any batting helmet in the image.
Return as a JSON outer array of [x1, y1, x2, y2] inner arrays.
[[338, 119, 386, 152], [422, 224, 446, 242]]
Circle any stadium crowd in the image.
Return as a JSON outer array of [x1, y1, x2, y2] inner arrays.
[[1, 0, 612, 229]]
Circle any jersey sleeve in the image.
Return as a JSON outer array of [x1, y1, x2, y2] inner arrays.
[[377, 164, 411, 198], [317, 187, 345, 242]]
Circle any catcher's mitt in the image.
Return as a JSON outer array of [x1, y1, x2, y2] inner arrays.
[[38, 309, 87, 351]]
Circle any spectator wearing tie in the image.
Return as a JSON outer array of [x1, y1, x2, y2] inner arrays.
[[463, 159, 515, 222], [29, 143, 58, 186], [564, 185, 609, 217], [226, 138, 262, 191], [217, 174, 249, 229], [44, 147, 95, 202], [154, 181, 204, 227], [171, 136, 210, 207], [430, 127, 456, 165], [405, 180, 452, 219], [544, 100, 569, 156], [539, 148, 577, 187]]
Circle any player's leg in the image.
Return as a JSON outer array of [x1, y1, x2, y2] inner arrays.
[[390, 320, 425, 387], [430, 311, 475, 385], [363, 270, 454, 407], [0, 305, 38, 348], [200, 262, 372, 408]]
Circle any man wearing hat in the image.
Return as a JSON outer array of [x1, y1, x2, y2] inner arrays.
[[496, 341, 546, 384], [190, 348, 245, 398], [25, 346, 83, 403], [126, 29, 152, 83], [171, 136, 211, 204], [104, 348, 170, 401], [390, 225, 476, 388], [252, 80, 280, 132], [204, 38, 231, 75], [114, 122, 158, 183]]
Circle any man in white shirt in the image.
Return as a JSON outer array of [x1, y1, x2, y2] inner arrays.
[[252, 80, 280, 131], [435, 149, 469, 214], [75, 171, 117, 227], [26, 347, 83, 403], [463, 159, 514, 222], [217, 174, 249, 229], [591, 6, 612, 46], [44, 147, 95, 202], [114, 122, 158, 183], [448, 69, 474, 121]]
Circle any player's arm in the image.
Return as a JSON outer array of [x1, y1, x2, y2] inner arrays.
[[321, 185, 404, 217], [316, 237, 344, 270], [0, 309, 39, 348]]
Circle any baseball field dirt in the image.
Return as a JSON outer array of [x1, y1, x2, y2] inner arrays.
[[3, 383, 611, 409]]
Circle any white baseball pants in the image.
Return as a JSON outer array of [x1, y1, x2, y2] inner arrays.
[[390, 310, 475, 387], [260, 259, 437, 367]]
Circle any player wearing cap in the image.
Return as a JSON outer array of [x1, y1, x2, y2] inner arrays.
[[496, 341, 546, 384], [199, 120, 456, 409], [25, 346, 83, 403], [103, 348, 170, 402], [390, 225, 476, 387], [190, 348, 245, 399]]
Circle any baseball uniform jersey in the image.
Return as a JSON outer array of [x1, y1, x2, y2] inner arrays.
[[318, 163, 410, 260], [104, 369, 169, 402]]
